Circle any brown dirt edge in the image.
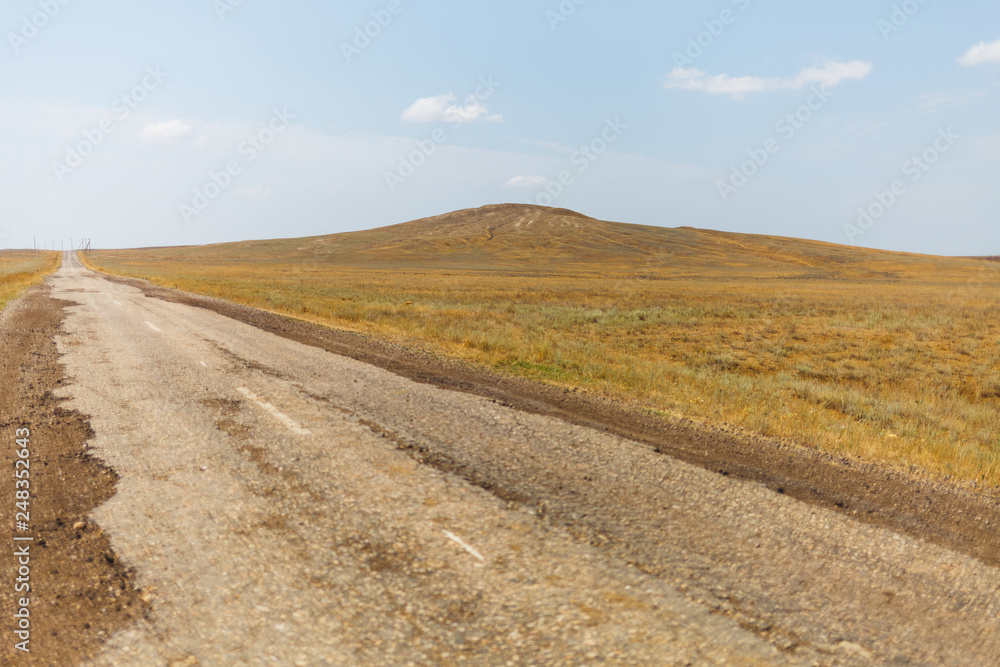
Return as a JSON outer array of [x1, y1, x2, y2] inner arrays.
[[0, 285, 148, 665], [104, 272, 1000, 568]]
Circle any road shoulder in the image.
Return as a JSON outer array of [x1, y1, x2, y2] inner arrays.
[[0, 285, 147, 666]]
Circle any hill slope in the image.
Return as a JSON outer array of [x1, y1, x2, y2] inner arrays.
[[124, 204, 975, 280]]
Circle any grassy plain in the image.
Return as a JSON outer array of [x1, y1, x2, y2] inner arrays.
[[0, 251, 62, 311], [83, 205, 1000, 488]]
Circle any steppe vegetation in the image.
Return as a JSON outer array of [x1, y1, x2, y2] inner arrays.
[[0, 251, 61, 311]]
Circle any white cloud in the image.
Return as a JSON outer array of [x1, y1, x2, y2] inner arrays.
[[959, 39, 1000, 66], [236, 185, 272, 198], [401, 93, 498, 123], [139, 119, 193, 141], [505, 176, 550, 187], [443, 99, 488, 123], [401, 94, 453, 122], [664, 60, 873, 95]]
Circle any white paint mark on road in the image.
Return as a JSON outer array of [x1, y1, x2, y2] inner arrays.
[[443, 530, 486, 564], [236, 387, 311, 436], [145, 321, 162, 332]]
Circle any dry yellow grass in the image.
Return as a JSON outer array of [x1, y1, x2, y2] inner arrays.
[[83, 204, 1000, 489], [0, 251, 62, 312]]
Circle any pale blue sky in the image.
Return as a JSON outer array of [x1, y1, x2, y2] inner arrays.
[[1, 0, 998, 253]]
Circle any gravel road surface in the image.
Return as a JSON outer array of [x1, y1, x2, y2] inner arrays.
[[39, 254, 1000, 665]]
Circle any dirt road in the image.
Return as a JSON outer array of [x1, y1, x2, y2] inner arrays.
[[7, 253, 1000, 665]]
